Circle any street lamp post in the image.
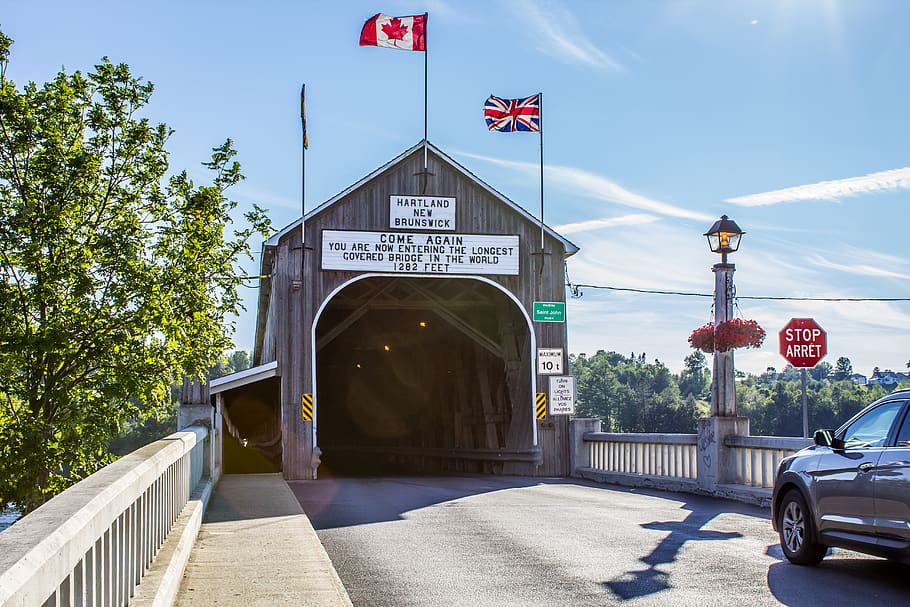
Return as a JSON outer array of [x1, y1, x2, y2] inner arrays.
[[696, 215, 750, 494], [704, 215, 744, 417]]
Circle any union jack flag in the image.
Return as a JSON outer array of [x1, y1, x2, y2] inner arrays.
[[484, 94, 540, 132]]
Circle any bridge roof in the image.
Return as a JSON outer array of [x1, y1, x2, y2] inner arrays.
[[264, 140, 580, 255], [209, 361, 279, 395], [252, 141, 579, 364]]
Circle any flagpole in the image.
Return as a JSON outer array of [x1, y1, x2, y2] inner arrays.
[[300, 84, 307, 262], [423, 12, 429, 173], [538, 91, 544, 255]]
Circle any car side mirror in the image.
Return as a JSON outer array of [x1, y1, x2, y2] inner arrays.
[[814, 429, 843, 449], [814, 429, 833, 446]]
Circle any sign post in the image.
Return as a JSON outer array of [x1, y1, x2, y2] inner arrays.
[[779, 318, 828, 438]]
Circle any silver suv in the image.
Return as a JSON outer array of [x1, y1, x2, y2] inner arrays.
[[772, 389, 910, 565]]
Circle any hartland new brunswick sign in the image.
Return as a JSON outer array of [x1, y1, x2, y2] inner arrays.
[[389, 196, 456, 230]]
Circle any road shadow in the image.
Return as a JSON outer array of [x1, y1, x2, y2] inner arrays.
[[603, 495, 746, 600], [202, 473, 307, 524], [766, 545, 910, 604], [289, 475, 574, 530]]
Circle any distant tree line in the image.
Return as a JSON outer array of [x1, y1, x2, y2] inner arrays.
[[572, 351, 906, 437]]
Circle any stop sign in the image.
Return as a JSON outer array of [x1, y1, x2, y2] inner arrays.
[[779, 318, 827, 368]]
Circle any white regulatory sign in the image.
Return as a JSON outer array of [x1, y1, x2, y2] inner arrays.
[[322, 230, 520, 275], [548, 375, 575, 416], [389, 196, 456, 231], [537, 348, 564, 375]]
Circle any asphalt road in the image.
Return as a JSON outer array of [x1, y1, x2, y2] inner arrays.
[[290, 476, 910, 607]]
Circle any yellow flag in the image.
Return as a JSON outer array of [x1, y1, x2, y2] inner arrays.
[[300, 84, 308, 149]]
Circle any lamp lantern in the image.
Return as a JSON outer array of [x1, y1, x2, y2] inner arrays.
[[704, 215, 744, 263]]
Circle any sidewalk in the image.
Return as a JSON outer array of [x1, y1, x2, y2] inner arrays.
[[174, 474, 353, 607]]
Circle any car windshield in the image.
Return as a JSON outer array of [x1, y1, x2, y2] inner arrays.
[[842, 400, 905, 449]]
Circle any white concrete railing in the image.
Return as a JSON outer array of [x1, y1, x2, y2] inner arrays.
[[580, 428, 814, 499], [725, 435, 812, 489], [584, 432, 698, 481], [0, 426, 208, 607]]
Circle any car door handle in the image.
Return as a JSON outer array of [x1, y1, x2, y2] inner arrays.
[[858, 462, 876, 472]]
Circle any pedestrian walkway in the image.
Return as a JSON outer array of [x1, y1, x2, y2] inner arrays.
[[174, 474, 352, 606]]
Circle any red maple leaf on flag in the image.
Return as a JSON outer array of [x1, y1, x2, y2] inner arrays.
[[381, 17, 409, 43]]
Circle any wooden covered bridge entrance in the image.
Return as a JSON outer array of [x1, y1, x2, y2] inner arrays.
[[212, 142, 578, 479]]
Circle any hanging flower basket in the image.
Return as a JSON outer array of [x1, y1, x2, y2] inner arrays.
[[688, 319, 765, 353], [688, 324, 716, 353]]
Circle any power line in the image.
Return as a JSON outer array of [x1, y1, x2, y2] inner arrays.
[[567, 283, 910, 302]]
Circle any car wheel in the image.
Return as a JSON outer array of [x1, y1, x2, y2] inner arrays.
[[779, 489, 826, 566]]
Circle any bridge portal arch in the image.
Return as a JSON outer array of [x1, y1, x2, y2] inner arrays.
[[249, 142, 578, 479], [311, 274, 538, 475]]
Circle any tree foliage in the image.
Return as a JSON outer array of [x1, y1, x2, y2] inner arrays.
[[572, 349, 890, 439], [107, 350, 253, 456], [834, 356, 853, 381], [678, 350, 710, 399], [573, 351, 703, 433], [0, 34, 270, 512], [737, 374, 886, 436]]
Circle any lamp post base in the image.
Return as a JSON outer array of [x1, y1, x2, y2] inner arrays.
[[697, 416, 750, 491]]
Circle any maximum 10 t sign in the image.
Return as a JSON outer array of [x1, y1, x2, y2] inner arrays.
[[779, 318, 827, 368]]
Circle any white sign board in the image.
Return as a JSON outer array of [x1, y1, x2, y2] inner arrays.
[[322, 230, 520, 275], [548, 375, 575, 415], [537, 348, 564, 375], [389, 196, 456, 231]]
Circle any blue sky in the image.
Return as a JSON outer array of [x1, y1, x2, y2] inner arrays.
[[5, 1, 908, 376]]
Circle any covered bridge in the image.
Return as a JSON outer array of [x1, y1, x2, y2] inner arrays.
[[210, 141, 579, 480]]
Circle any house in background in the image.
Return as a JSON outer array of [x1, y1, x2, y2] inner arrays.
[[851, 373, 868, 385], [867, 370, 909, 386]]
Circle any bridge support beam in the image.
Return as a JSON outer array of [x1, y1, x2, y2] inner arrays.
[[697, 416, 749, 491]]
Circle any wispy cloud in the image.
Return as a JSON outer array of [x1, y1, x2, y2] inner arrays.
[[565, 223, 709, 293], [515, 0, 624, 72], [456, 150, 714, 222], [725, 167, 910, 207], [555, 214, 658, 234], [807, 254, 910, 280]]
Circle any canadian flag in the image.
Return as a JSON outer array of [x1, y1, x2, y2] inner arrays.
[[359, 13, 427, 51]]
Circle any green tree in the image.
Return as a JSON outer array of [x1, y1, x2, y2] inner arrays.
[[108, 349, 252, 457], [574, 351, 698, 433], [833, 356, 853, 381], [210, 349, 253, 379], [809, 361, 832, 381], [779, 365, 801, 382], [757, 367, 778, 386], [0, 35, 270, 512], [764, 382, 802, 436], [678, 351, 709, 399]]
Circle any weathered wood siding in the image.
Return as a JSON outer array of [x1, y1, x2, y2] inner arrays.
[[261, 144, 573, 479]]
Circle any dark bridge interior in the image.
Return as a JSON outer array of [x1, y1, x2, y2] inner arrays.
[[221, 377, 282, 473], [315, 277, 536, 476]]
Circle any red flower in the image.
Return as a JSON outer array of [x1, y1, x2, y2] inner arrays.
[[688, 319, 765, 353], [688, 323, 715, 353]]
